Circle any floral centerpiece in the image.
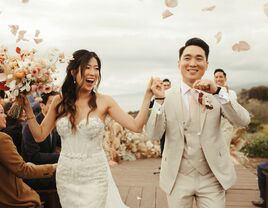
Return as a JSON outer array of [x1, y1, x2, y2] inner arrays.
[[0, 46, 63, 119]]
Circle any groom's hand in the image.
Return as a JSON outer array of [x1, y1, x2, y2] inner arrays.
[[151, 78, 165, 104], [193, 79, 218, 94]]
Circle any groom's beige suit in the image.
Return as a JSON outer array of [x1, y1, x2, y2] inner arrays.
[[146, 84, 250, 207]]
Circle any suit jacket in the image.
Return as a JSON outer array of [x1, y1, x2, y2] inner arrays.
[[0, 132, 55, 208], [146, 85, 250, 194], [22, 112, 60, 164]]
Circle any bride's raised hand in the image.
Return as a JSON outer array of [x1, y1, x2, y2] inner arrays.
[[145, 77, 154, 98], [151, 78, 165, 99]]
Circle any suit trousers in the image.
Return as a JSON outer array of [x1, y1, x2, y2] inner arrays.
[[166, 169, 225, 208]]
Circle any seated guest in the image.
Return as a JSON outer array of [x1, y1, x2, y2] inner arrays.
[[0, 103, 56, 208], [22, 91, 60, 189], [3, 102, 24, 155]]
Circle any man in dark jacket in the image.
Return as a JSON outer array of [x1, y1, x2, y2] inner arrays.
[[22, 91, 60, 190]]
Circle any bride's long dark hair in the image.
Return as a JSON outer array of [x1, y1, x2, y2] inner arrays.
[[55, 49, 101, 131]]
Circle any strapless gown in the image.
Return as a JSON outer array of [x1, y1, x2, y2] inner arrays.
[[55, 116, 128, 208]]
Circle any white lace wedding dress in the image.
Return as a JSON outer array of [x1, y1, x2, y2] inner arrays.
[[55, 116, 128, 208]]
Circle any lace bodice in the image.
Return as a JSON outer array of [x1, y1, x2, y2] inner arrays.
[[55, 116, 127, 208], [56, 116, 105, 158]]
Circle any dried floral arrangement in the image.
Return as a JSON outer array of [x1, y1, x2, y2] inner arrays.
[[0, 46, 64, 118]]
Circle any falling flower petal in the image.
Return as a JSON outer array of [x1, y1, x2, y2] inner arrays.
[[162, 9, 173, 19], [34, 29, 40, 37], [16, 47, 21, 54], [232, 41, 250, 52], [232, 44, 240, 52], [16, 30, 29, 43], [202, 5, 216, 12], [165, 0, 178, 8], [214, 32, 222, 44], [21, 0, 29, 3], [9, 25, 19, 36], [264, 2, 268, 18], [238, 41, 250, 50], [34, 38, 43, 44]]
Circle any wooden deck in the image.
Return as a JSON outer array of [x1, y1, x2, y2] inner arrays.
[[111, 159, 259, 208]]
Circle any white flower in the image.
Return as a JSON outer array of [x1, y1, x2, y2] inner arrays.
[[198, 92, 213, 110], [7, 74, 13, 79], [13, 89, 19, 97]]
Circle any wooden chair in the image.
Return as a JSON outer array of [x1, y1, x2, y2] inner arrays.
[[36, 189, 61, 208]]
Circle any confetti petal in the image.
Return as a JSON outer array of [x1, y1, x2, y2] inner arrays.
[[34, 38, 43, 44], [238, 41, 250, 51], [202, 5, 216, 12], [162, 9, 173, 19], [16, 30, 28, 43], [165, 0, 178, 8], [232, 41, 250, 52], [264, 2, 268, 18], [9, 25, 19, 36], [214, 32, 222, 44], [16, 47, 21, 54], [34, 29, 40, 37]]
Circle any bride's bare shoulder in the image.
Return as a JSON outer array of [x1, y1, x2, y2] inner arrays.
[[96, 93, 114, 104]]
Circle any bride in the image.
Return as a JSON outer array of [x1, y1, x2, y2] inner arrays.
[[23, 49, 153, 208]]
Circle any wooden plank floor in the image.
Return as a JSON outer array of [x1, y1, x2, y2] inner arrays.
[[111, 159, 259, 208]]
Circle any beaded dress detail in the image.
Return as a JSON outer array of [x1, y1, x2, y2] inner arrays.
[[56, 116, 127, 208]]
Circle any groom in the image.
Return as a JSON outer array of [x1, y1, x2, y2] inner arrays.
[[146, 37, 250, 208]]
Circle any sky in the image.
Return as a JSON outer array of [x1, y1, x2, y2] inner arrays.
[[0, 0, 268, 111]]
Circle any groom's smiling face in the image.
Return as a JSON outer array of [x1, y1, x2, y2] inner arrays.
[[178, 45, 208, 86]]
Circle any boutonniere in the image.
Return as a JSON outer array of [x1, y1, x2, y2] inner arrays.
[[198, 92, 213, 110]]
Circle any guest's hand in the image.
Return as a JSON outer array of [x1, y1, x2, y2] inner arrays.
[[151, 78, 165, 98], [52, 163, 57, 172], [193, 79, 217, 94]]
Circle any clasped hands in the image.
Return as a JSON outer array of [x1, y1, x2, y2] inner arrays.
[[150, 78, 219, 101]]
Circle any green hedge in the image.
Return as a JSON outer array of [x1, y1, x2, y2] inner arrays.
[[241, 133, 268, 157]]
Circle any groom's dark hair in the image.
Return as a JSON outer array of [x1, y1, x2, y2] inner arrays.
[[179, 37, 210, 60]]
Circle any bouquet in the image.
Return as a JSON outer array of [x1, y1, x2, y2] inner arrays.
[[0, 46, 63, 119]]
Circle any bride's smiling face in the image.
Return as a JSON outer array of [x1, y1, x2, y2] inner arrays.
[[75, 57, 100, 92]]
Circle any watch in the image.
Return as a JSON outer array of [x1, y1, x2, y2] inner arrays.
[[213, 86, 221, 95]]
